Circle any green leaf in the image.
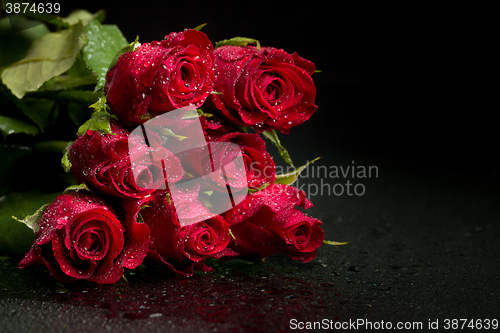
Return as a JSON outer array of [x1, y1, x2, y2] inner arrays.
[[215, 36, 261, 51], [0, 15, 50, 68], [82, 19, 128, 92], [323, 240, 349, 246], [158, 127, 187, 141], [0, 115, 39, 137], [77, 96, 115, 135], [192, 23, 207, 31], [0, 191, 59, 254], [77, 110, 114, 135], [88, 95, 108, 112], [180, 108, 199, 119], [63, 183, 91, 194], [275, 157, 321, 186], [66, 53, 94, 78], [12, 203, 48, 233], [60, 141, 73, 173], [0, 81, 56, 132], [261, 130, 293, 166], [196, 108, 213, 118], [107, 36, 140, 73], [61, 152, 72, 173], [1, 22, 86, 99], [38, 75, 97, 92], [248, 182, 270, 193], [17, 98, 56, 131], [50, 9, 106, 28]]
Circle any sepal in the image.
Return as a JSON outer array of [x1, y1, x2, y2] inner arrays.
[[215, 36, 261, 51], [275, 157, 321, 186]]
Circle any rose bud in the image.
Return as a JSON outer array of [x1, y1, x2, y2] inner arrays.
[[141, 186, 232, 276], [19, 192, 150, 284], [104, 29, 215, 127], [69, 120, 183, 200], [206, 45, 317, 133], [224, 184, 324, 263]]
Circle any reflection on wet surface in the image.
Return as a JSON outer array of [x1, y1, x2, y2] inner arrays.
[[0, 254, 348, 332]]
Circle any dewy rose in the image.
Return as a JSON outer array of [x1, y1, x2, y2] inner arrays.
[[180, 131, 276, 192], [141, 186, 232, 276], [206, 45, 317, 133], [19, 191, 150, 284], [104, 29, 215, 127], [225, 184, 324, 262], [69, 119, 183, 199]]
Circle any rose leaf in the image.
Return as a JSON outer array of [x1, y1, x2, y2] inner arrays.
[[63, 183, 91, 194], [12, 204, 48, 233], [0, 15, 50, 68], [0, 115, 39, 137], [1, 22, 86, 99], [158, 127, 188, 141], [192, 23, 207, 31], [261, 130, 294, 167], [0, 83, 56, 132], [323, 240, 349, 246], [57, 9, 105, 27], [82, 19, 128, 92], [0, 191, 59, 254], [248, 182, 270, 193], [215, 37, 261, 51], [275, 157, 322, 186], [60, 141, 73, 173], [77, 110, 114, 136], [77, 96, 115, 135]]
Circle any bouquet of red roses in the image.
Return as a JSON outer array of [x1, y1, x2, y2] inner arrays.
[[1, 14, 331, 284]]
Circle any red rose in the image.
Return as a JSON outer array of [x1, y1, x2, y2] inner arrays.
[[19, 192, 149, 283], [177, 132, 275, 193], [141, 186, 232, 276], [69, 120, 183, 199], [206, 45, 317, 133], [224, 184, 324, 262], [205, 132, 275, 191], [200, 114, 236, 142], [104, 29, 215, 127]]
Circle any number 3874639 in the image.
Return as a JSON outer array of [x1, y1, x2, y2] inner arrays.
[[5, 3, 60, 14]]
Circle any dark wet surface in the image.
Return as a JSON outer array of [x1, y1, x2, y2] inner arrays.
[[2, 159, 499, 332]]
